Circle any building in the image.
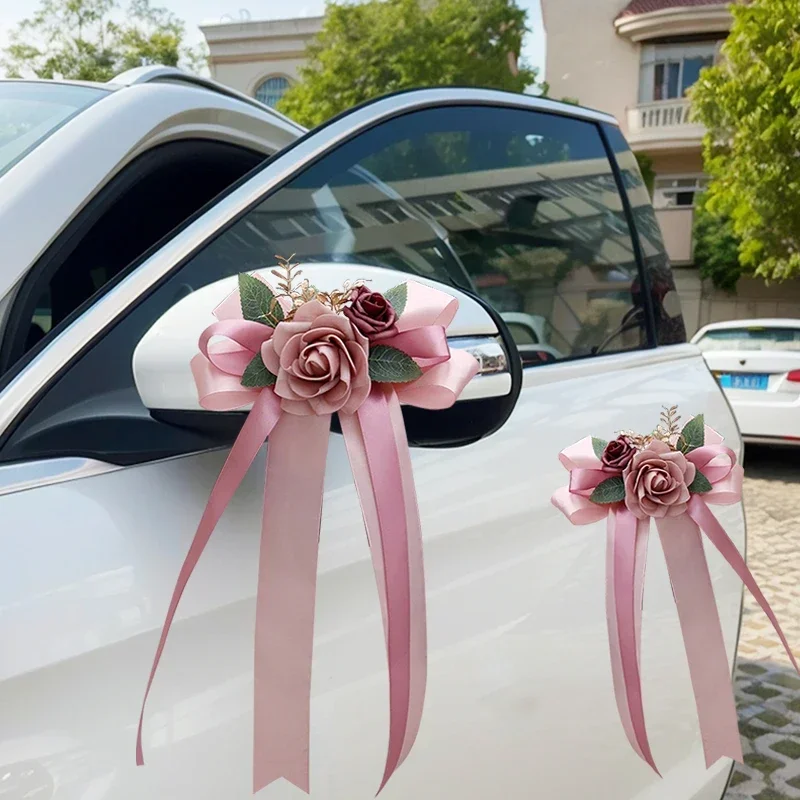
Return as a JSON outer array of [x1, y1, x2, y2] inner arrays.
[[200, 16, 323, 109], [542, 0, 800, 333]]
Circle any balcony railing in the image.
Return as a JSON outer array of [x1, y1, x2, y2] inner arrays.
[[626, 99, 706, 149]]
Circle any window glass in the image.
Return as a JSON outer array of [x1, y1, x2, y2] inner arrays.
[[639, 41, 719, 103], [255, 76, 290, 108], [252, 106, 648, 362], [602, 123, 687, 346], [696, 328, 800, 352], [0, 82, 107, 177]]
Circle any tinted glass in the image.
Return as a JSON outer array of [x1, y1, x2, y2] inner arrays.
[[243, 106, 649, 362], [696, 328, 800, 352], [603, 123, 687, 346], [0, 83, 107, 177]]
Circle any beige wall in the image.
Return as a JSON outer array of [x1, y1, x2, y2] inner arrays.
[[650, 151, 704, 174], [201, 17, 323, 99], [541, 0, 639, 131], [673, 270, 800, 337]]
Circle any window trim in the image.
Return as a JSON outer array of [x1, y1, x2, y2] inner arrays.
[[598, 123, 658, 351], [0, 88, 621, 446], [0, 139, 268, 376]]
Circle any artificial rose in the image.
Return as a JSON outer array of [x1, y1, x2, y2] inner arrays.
[[623, 440, 696, 519], [602, 436, 636, 471], [261, 300, 371, 416], [343, 286, 398, 341]]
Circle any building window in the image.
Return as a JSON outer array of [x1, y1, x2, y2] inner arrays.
[[639, 42, 719, 103], [254, 76, 290, 108], [653, 175, 708, 208]]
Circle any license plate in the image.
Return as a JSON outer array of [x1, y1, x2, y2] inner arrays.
[[716, 372, 769, 390]]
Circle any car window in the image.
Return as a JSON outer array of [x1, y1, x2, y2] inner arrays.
[[0, 82, 108, 178], [602, 123, 687, 346], [696, 327, 800, 352], [0, 103, 652, 466], [250, 106, 651, 362], [1, 140, 267, 375]]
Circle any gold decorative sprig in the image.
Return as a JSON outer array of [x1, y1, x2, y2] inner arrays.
[[270, 254, 365, 320], [654, 405, 681, 444], [619, 405, 682, 451]]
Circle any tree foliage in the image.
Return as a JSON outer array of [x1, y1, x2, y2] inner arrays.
[[1, 0, 204, 82], [692, 191, 745, 293], [691, 0, 800, 281], [278, 0, 540, 128], [634, 152, 655, 197]]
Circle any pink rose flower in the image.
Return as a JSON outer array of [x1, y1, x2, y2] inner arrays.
[[623, 440, 696, 519], [343, 286, 398, 341], [602, 436, 636, 471], [261, 300, 371, 416]]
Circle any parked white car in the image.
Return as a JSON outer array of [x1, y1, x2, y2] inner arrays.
[[500, 311, 563, 364], [0, 67, 743, 800], [693, 319, 800, 446]]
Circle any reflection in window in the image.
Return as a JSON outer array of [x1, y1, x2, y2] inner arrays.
[[603, 123, 687, 347], [218, 106, 648, 364], [254, 76, 290, 108]]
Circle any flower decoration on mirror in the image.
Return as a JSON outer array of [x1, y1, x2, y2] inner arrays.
[[137, 256, 480, 797]]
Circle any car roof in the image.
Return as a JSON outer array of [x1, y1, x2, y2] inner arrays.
[[0, 66, 307, 135], [697, 319, 800, 332]]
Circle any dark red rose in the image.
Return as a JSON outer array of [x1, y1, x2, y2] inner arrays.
[[343, 286, 398, 341], [602, 436, 636, 471]]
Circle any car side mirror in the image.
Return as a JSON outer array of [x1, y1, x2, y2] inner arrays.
[[132, 264, 522, 448]]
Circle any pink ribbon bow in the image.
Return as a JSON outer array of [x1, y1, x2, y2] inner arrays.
[[552, 427, 799, 772], [137, 276, 479, 794]]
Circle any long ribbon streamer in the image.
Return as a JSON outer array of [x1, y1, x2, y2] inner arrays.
[[254, 412, 331, 793], [136, 388, 282, 765], [656, 514, 743, 766], [606, 509, 656, 771]]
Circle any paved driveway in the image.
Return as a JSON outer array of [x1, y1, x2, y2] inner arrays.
[[725, 447, 800, 800]]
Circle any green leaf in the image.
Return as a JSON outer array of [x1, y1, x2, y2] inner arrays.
[[679, 414, 705, 453], [383, 283, 408, 317], [592, 437, 608, 459], [240, 353, 277, 388], [238, 273, 284, 327], [590, 476, 626, 505], [688, 471, 713, 494], [368, 344, 422, 383]]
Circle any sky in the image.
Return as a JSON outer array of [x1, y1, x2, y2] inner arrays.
[[0, 0, 547, 78]]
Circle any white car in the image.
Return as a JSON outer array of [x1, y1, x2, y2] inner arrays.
[[0, 68, 744, 800], [500, 312, 564, 364], [693, 319, 800, 446]]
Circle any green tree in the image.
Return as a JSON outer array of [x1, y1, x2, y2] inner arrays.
[[2, 0, 204, 82], [278, 0, 540, 128], [692, 191, 745, 293], [634, 152, 655, 197], [691, 0, 800, 281]]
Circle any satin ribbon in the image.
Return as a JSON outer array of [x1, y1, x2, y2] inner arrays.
[[552, 428, 798, 772], [137, 279, 479, 794]]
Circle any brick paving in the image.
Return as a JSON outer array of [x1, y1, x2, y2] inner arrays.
[[725, 447, 800, 800]]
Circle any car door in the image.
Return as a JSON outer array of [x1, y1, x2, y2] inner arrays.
[[0, 89, 743, 800]]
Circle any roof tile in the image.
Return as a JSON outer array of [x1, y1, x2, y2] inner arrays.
[[616, 0, 722, 20]]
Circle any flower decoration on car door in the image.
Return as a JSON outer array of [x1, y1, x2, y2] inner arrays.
[[136, 257, 479, 794], [552, 407, 799, 773]]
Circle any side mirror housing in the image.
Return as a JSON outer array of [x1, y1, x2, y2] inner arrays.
[[133, 264, 522, 448]]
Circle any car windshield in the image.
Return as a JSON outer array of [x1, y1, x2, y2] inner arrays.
[[0, 82, 108, 177], [697, 326, 800, 352]]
